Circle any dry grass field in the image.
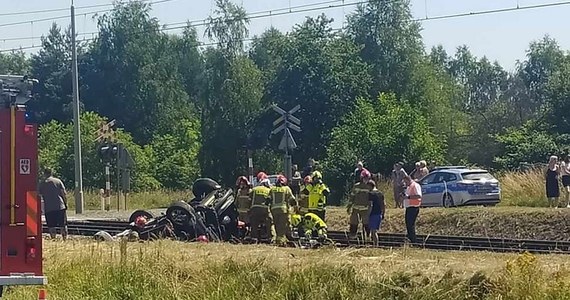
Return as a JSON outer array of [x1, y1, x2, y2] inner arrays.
[[4, 239, 570, 299]]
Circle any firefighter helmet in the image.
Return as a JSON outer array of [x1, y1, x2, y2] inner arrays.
[[277, 175, 287, 185], [257, 172, 268, 181], [236, 176, 250, 187]]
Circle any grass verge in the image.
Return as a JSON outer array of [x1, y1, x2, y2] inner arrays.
[[4, 239, 570, 299], [325, 206, 570, 241]]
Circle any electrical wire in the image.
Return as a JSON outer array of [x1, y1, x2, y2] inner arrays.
[[0, 0, 178, 28], [0, 0, 175, 17], [0, 0, 359, 52], [3, 0, 570, 53]]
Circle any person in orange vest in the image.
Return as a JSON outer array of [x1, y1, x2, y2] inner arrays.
[[235, 176, 252, 225], [403, 175, 422, 243]]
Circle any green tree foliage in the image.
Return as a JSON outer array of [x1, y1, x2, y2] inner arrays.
[[82, 1, 192, 144], [38, 111, 159, 191], [0, 51, 30, 74], [267, 15, 372, 165], [325, 93, 443, 203], [11, 0, 570, 196]]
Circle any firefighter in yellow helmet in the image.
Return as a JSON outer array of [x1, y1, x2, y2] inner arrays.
[[347, 169, 374, 238], [291, 213, 327, 240], [248, 172, 276, 241], [303, 171, 330, 220], [269, 175, 296, 244], [235, 176, 252, 225], [295, 175, 312, 215]]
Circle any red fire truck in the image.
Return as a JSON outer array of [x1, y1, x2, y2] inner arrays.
[[0, 75, 46, 296]]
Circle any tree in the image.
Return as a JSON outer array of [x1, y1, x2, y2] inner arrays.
[[205, 0, 249, 58], [38, 111, 159, 191], [28, 23, 82, 124], [325, 93, 443, 204], [268, 15, 371, 165], [347, 0, 424, 96], [0, 51, 30, 74], [545, 57, 570, 134], [83, 1, 192, 144]]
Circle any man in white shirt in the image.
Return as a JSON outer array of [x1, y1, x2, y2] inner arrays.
[[403, 175, 422, 243]]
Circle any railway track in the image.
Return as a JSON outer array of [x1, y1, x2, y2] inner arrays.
[[44, 220, 570, 255]]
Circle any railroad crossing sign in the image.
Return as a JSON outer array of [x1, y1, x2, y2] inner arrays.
[[272, 104, 301, 151], [94, 119, 117, 143]]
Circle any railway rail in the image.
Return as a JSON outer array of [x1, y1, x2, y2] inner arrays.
[[43, 220, 570, 255]]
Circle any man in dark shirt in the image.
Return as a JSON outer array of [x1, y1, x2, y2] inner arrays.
[[368, 180, 385, 246], [39, 168, 68, 240]]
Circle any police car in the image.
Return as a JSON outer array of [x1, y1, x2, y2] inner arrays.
[[417, 168, 501, 207]]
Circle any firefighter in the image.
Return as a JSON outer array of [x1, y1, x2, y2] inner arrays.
[[296, 176, 312, 214], [269, 175, 296, 244], [304, 171, 330, 220], [347, 169, 374, 239], [248, 172, 276, 241], [291, 164, 302, 197], [235, 176, 252, 225], [291, 213, 327, 240]]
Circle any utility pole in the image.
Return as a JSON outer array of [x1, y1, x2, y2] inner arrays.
[[71, 1, 84, 214]]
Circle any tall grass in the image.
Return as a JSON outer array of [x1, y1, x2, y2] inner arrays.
[[63, 189, 190, 211], [4, 240, 570, 300], [498, 169, 551, 207]]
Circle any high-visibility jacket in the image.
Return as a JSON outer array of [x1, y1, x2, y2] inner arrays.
[[349, 181, 373, 210], [250, 186, 271, 209], [236, 188, 252, 213], [302, 213, 327, 235], [269, 185, 295, 214], [306, 183, 330, 211], [404, 181, 422, 208]]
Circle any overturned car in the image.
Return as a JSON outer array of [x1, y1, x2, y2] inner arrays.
[[96, 178, 245, 243]]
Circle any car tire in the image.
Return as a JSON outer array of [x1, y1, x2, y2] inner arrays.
[[128, 210, 155, 223], [192, 178, 221, 200], [166, 201, 196, 227], [443, 193, 454, 208]]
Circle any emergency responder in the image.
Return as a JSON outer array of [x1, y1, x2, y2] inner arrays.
[[291, 164, 302, 197], [354, 161, 368, 184], [403, 175, 422, 244], [249, 172, 276, 242], [296, 176, 312, 214], [302, 158, 315, 178], [269, 175, 296, 244], [347, 169, 374, 238], [304, 171, 330, 220], [291, 213, 327, 240], [235, 176, 252, 225]]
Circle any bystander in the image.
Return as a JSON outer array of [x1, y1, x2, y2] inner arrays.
[[39, 168, 68, 240]]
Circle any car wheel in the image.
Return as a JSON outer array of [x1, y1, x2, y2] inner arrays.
[[166, 201, 195, 227], [128, 210, 155, 223], [443, 193, 454, 208]]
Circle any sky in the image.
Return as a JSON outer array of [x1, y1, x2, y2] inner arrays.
[[1, 0, 570, 71]]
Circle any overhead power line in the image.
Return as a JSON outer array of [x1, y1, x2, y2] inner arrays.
[[2, 0, 570, 53], [0, 0, 175, 17], [416, 0, 570, 21], [0, 0, 360, 52], [0, 0, 178, 28]]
